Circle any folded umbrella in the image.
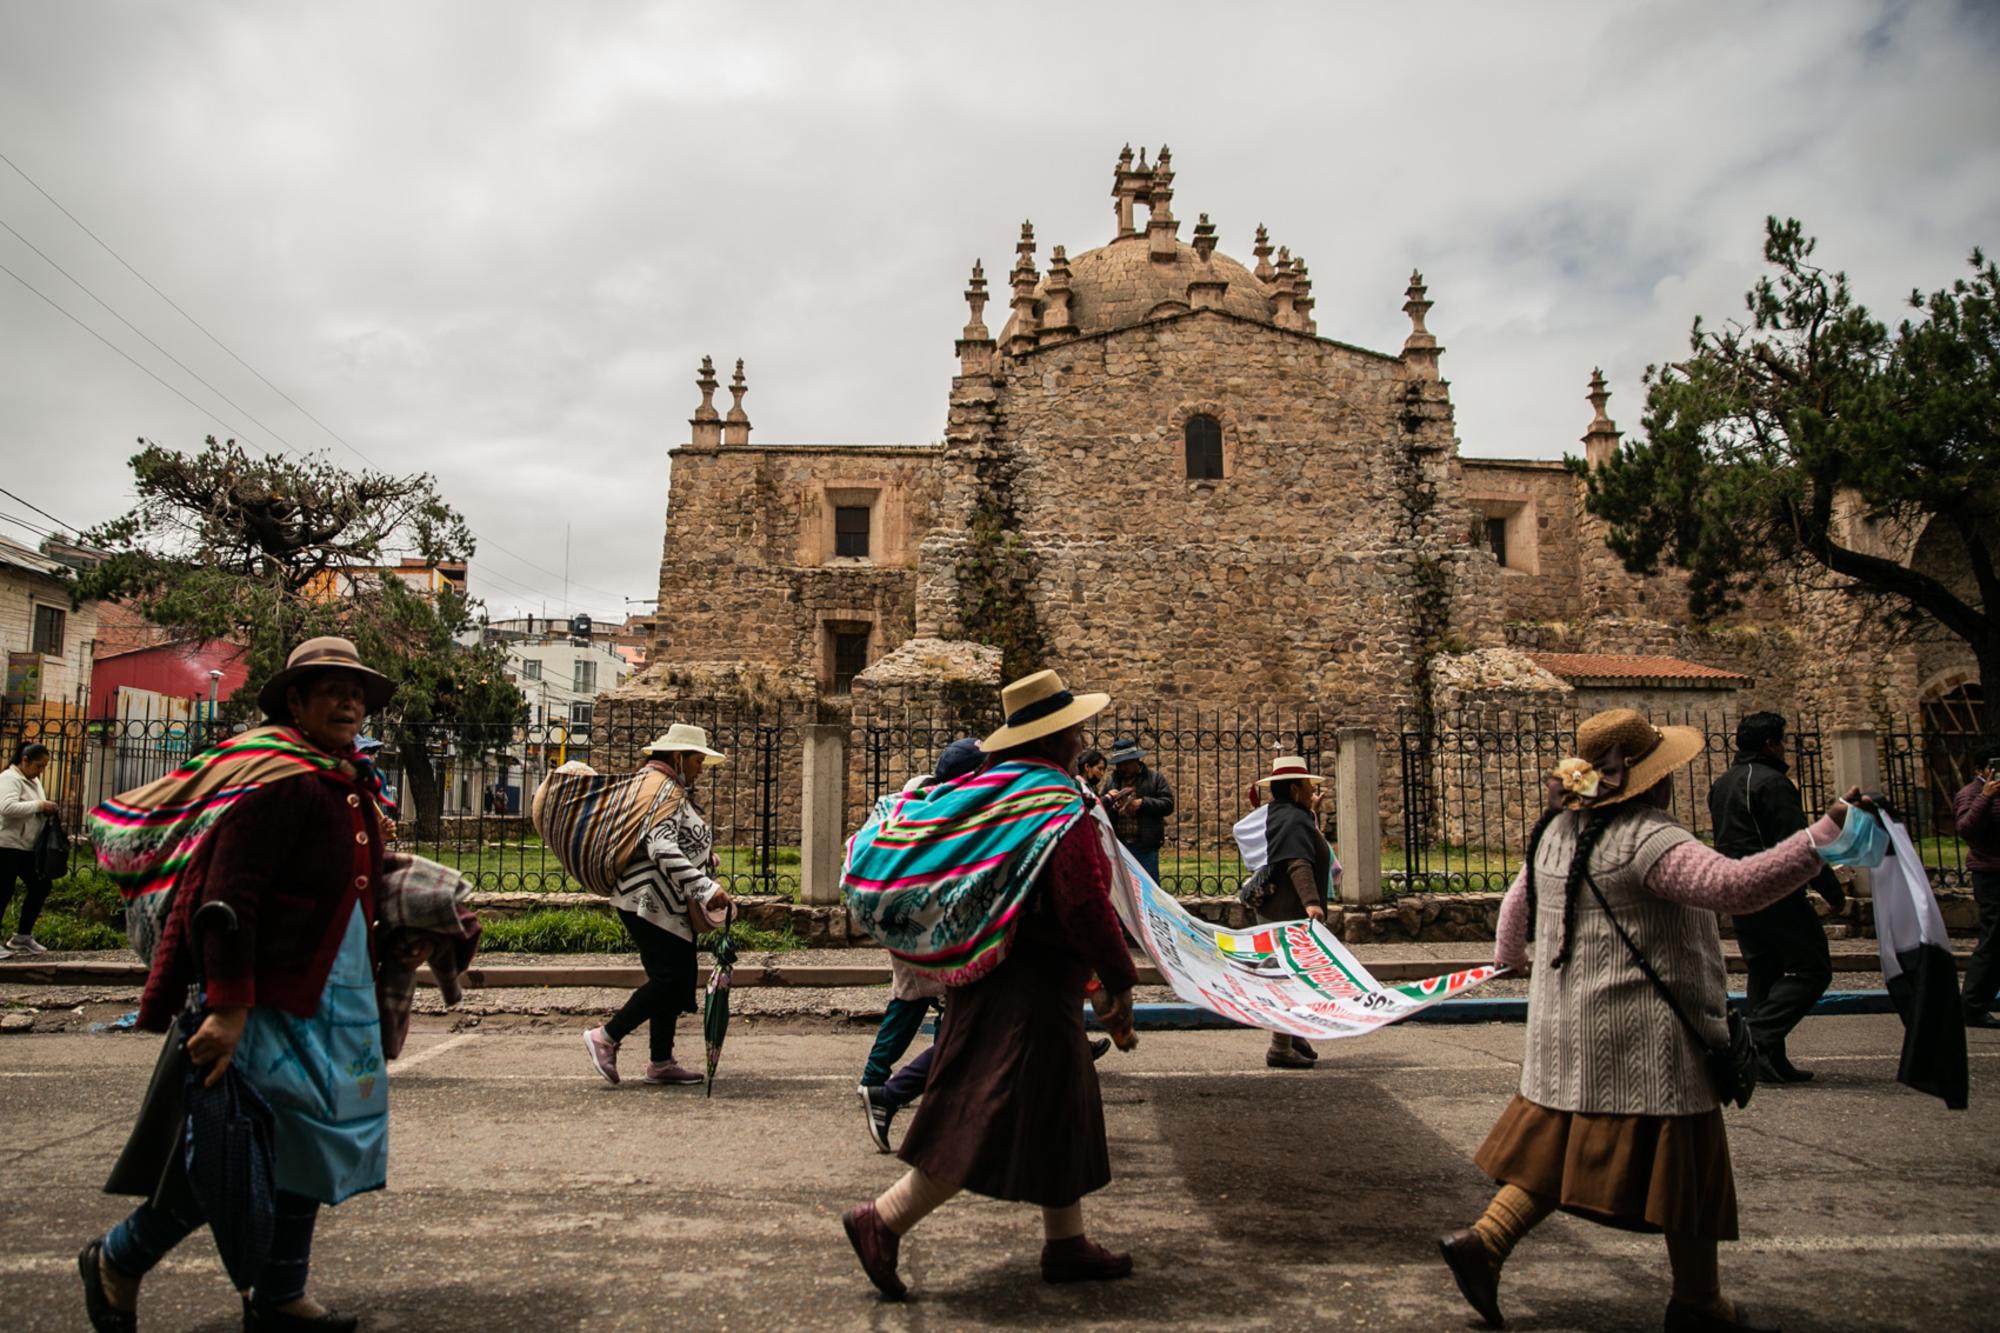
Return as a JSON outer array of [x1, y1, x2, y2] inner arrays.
[[703, 919, 738, 1098], [181, 1009, 278, 1291]]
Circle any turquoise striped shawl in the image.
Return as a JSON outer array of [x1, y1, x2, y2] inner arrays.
[[842, 759, 1085, 986]]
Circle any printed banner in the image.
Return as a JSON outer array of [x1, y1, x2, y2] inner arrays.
[[1096, 810, 1501, 1039]]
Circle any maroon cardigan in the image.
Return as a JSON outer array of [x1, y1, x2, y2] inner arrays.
[[138, 768, 384, 1030]]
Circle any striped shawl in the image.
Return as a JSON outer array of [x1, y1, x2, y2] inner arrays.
[[531, 763, 681, 896]]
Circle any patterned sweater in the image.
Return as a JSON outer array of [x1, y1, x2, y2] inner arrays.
[[609, 775, 724, 943]]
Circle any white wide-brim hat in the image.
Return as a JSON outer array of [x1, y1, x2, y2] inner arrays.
[[981, 669, 1110, 752], [1255, 755, 1325, 790], [644, 723, 728, 764]]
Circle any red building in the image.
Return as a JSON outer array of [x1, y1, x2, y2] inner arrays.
[[91, 640, 251, 719]]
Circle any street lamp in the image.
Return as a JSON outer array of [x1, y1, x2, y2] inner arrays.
[[207, 668, 224, 740]]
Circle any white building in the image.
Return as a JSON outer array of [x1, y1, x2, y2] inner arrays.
[[0, 534, 98, 710], [505, 637, 631, 732]]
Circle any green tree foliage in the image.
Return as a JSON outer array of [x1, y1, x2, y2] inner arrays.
[[80, 438, 525, 832], [1580, 219, 1999, 732]]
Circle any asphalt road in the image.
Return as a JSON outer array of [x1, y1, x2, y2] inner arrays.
[[3, 1014, 1997, 1332]]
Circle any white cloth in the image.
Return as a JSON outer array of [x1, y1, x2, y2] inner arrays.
[[0, 766, 48, 850], [1231, 805, 1271, 872], [1873, 815, 1948, 982]]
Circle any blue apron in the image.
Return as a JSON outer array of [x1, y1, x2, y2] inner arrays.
[[232, 904, 388, 1205]]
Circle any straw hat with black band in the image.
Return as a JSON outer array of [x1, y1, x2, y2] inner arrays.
[[1549, 708, 1705, 810], [1255, 755, 1325, 792], [643, 723, 728, 764], [257, 636, 396, 719], [981, 670, 1111, 752]]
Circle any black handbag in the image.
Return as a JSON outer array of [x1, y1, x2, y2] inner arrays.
[[1237, 863, 1275, 910], [1583, 868, 1758, 1109], [32, 812, 68, 881]]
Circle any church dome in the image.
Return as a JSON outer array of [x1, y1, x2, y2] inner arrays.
[[1000, 233, 1275, 345]]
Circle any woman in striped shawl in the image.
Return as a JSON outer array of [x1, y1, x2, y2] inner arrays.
[[841, 671, 1138, 1301]]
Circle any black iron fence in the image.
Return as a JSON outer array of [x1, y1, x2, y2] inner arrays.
[[1398, 709, 1972, 894]]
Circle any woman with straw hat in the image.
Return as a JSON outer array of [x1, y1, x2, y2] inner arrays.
[[840, 670, 1139, 1299], [1439, 708, 1878, 1333], [583, 724, 732, 1088], [1246, 755, 1340, 1069]]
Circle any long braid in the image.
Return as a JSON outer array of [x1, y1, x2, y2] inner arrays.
[[1551, 806, 1622, 969], [1520, 808, 1560, 945]]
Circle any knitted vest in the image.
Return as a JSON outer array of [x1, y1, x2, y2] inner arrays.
[[1519, 804, 1726, 1116]]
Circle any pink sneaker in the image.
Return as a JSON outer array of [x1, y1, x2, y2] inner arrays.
[[583, 1026, 620, 1084], [642, 1060, 704, 1086]]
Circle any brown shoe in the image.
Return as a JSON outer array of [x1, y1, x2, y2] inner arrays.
[[1438, 1229, 1505, 1328], [842, 1203, 906, 1300], [1266, 1046, 1315, 1069], [1041, 1234, 1133, 1284], [1664, 1299, 1779, 1332]]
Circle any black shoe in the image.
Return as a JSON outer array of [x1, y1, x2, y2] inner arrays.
[[1663, 1298, 1779, 1331], [1438, 1229, 1504, 1328], [77, 1242, 136, 1333], [857, 1084, 897, 1153], [1967, 1010, 1997, 1029], [1293, 1038, 1318, 1061], [242, 1298, 360, 1331], [1757, 1053, 1814, 1084], [1089, 1037, 1112, 1061]]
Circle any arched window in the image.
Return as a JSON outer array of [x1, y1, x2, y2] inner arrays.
[[1184, 415, 1223, 480]]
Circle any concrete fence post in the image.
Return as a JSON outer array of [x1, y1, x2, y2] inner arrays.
[[1336, 726, 1383, 905], [1829, 726, 1881, 898], [799, 724, 847, 907]]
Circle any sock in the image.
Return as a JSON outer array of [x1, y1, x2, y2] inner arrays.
[[1666, 1229, 1733, 1317], [1042, 1202, 1084, 1241], [874, 1168, 959, 1235], [1468, 1184, 1555, 1270]]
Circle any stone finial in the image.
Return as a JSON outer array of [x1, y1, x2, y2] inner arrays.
[[962, 259, 990, 340], [1191, 213, 1218, 261], [1253, 224, 1275, 282], [1007, 221, 1041, 355], [1187, 215, 1228, 309], [1113, 144, 1141, 239], [690, 355, 722, 447], [1582, 367, 1623, 468], [1146, 143, 1179, 263], [722, 358, 751, 445], [1402, 270, 1443, 379], [1272, 249, 1298, 329], [1039, 245, 1076, 342], [1293, 256, 1316, 335]]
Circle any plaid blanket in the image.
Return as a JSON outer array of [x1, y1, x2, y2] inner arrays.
[[374, 852, 482, 1059], [530, 763, 680, 896], [87, 726, 389, 962], [842, 759, 1085, 986]]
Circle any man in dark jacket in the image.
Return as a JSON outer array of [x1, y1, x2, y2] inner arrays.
[[1954, 749, 2000, 1028], [1708, 712, 1845, 1083], [1103, 738, 1173, 886]]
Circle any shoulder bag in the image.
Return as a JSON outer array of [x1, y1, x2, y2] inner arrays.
[[1582, 866, 1758, 1109], [32, 811, 69, 881]]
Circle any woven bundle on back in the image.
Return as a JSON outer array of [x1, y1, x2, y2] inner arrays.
[[531, 764, 678, 896]]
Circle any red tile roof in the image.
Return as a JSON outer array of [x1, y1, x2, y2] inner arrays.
[[1529, 653, 1749, 688]]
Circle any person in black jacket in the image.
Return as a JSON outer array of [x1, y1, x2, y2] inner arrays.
[[1707, 712, 1845, 1084], [1102, 738, 1173, 885]]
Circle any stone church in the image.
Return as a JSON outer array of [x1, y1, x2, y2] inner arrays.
[[615, 146, 1975, 748]]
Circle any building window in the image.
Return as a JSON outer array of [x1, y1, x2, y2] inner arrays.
[[520, 659, 542, 682], [1184, 415, 1223, 480], [572, 659, 596, 693], [31, 604, 65, 656], [835, 505, 871, 558], [569, 701, 594, 729], [1484, 517, 1508, 566], [828, 626, 871, 694]]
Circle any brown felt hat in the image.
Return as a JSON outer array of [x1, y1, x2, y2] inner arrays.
[[1552, 708, 1704, 809], [257, 636, 395, 718]]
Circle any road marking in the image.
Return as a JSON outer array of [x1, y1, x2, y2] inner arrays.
[[389, 1031, 479, 1070]]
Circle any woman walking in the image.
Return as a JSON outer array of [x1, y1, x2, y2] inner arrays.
[[1243, 756, 1340, 1069], [1439, 708, 1876, 1333], [0, 741, 59, 957], [583, 724, 732, 1087], [841, 669, 1139, 1300], [79, 637, 403, 1332]]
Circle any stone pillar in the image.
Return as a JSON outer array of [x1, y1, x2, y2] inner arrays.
[[799, 724, 847, 906], [1336, 727, 1383, 905], [722, 359, 752, 446], [1582, 368, 1622, 469], [689, 356, 722, 448], [1829, 726, 1881, 897], [1401, 270, 1442, 381]]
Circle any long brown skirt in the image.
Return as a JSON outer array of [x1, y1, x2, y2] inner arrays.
[[896, 920, 1108, 1207], [1474, 1094, 1738, 1240]]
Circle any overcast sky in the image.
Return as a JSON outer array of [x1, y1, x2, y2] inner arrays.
[[3, 1, 1996, 622]]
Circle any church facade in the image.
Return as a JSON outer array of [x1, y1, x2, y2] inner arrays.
[[618, 147, 1971, 746]]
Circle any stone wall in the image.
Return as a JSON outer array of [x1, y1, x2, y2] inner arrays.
[[1459, 458, 1584, 625]]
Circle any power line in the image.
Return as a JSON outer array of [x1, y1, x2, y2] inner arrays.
[[0, 510, 58, 539], [2, 150, 637, 608], [0, 485, 79, 535]]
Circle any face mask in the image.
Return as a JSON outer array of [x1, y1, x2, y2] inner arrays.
[[1817, 807, 1887, 869]]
